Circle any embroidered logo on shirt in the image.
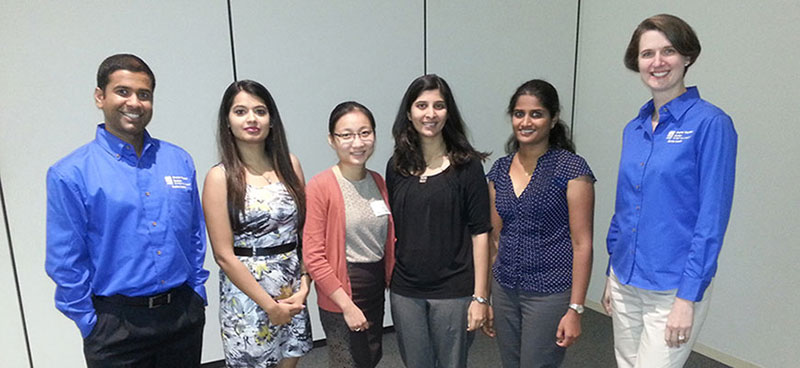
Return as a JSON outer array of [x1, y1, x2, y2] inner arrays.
[[164, 176, 191, 189], [666, 130, 694, 143]]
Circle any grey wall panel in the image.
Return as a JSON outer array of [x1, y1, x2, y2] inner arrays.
[[0, 2, 232, 366], [427, 1, 579, 164], [574, 1, 800, 366], [229, 0, 424, 340], [0, 187, 29, 368], [231, 1, 424, 180]]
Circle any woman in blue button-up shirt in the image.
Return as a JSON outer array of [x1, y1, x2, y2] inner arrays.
[[485, 79, 595, 368], [602, 14, 737, 368]]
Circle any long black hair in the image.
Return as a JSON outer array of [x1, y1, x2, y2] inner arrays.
[[505, 79, 575, 154], [216, 80, 305, 235], [391, 74, 488, 176]]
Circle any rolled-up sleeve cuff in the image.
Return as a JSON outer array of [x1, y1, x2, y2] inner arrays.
[[677, 278, 711, 302]]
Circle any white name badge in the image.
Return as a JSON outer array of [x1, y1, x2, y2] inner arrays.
[[370, 200, 391, 217]]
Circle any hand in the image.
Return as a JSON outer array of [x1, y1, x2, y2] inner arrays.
[[266, 302, 305, 326], [467, 300, 488, 331], [342, 303, 369, 332], [481, 305, 496, 338], [665, 297, 694, 348], [556, 309, 582, 347], [280, 286, 309, 307], [602, 276, 613, 315]]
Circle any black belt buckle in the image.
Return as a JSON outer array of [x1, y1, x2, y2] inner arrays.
[[148, 292, 172, 308]]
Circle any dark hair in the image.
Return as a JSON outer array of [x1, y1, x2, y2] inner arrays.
[[328, 101, 376, 135], [505, 79, 575, 154], [391, 74, 488, 176], [624, 14, 701, 73], [96, 54, 156, 91], [216, 80, 305, 238]]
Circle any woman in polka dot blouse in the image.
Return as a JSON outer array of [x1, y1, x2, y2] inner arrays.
[[484, 79, 596, 368]]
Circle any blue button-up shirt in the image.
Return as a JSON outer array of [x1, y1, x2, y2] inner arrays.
[[488, 149, 595, 294], [607, 87, 737, 302], [46, 124, 209, 337]]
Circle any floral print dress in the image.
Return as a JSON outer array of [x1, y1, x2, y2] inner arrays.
[[219, 183, 312, 367]]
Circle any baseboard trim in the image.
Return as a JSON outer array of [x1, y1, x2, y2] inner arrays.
[[692, 343, 760, 368], [584, 301, 761, 368]]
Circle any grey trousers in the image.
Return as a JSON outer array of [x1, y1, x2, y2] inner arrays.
[[492, 279, 571, 368], [390, 291, 474, 368]]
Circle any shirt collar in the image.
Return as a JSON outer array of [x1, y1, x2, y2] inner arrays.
[[94, 124, 155, 162], [635, 86, 701, 130]]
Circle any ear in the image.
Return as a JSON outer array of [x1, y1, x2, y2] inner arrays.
[[327, 134, 335, 148], [551, 114, 559, 129], [406, 111, 412, 121], [94, 87, 105, 108], [683, 56, 691, 67]]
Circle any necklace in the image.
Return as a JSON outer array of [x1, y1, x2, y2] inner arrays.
[[262, 171, 274, 184], [419, 154, 448, 184]]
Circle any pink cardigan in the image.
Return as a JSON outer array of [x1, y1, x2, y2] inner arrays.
[[302, 167, 395, 313]]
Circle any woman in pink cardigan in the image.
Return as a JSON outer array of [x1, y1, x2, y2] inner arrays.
[[303, 101, 395, 368]]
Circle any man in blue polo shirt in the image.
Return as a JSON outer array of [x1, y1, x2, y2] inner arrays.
[[45, 54, 209, 367]]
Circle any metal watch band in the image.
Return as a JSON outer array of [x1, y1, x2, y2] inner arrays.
[[471, 295, 491, 305], [568, 303, 584, 314]]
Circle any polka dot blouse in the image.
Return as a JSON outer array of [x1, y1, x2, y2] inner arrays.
[[487, 148, 595, 294]]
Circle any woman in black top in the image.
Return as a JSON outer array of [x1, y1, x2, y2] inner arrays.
[[385, 74, 492, 368]]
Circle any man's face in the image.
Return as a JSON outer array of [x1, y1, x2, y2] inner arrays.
[[94, 70, 153, 144]]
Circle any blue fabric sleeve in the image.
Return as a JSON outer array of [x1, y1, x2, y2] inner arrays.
[[677, 114, 737, 301], [566, 154, 596, 182], [187, 163, 209, 303], [486, 156, 502, 183], [45, 167, 97, 338]]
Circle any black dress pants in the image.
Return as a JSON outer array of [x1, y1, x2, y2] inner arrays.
[[83, 284, 205, 368]]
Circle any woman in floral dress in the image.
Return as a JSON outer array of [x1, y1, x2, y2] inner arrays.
[[203, 80, 312, 367]]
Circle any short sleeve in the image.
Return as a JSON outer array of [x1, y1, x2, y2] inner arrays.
[[564, 153, 596, 183], [461, 159, 492, 235], [486, 156, 504, 183]]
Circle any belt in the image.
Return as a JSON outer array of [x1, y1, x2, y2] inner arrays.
[[233, 242, 296, 257], [95, 286, 182, 309]]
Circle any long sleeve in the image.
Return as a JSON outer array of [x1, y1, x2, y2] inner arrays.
[[45, 167, 96, 338], [302, 173, 344, 299], [605, 213, 620, 273], [188, 167, 210, 302], [677, 114, 737, 301]]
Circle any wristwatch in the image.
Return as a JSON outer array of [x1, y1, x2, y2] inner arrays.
[[568, 303, 584, 314], [471, 295, 491, 305]]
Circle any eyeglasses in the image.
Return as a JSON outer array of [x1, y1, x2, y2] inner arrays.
[[332, 130, 374, 143]]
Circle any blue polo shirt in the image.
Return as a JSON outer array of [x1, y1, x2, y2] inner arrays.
[[607, 87, 737, 302], [45, 124, 209, 337]]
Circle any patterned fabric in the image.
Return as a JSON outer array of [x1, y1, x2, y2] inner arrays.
[[487, 149, 595, 294], [219, 183, 312, 368]]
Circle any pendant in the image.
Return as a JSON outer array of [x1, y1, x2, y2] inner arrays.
[[419, 175, 428, 184]]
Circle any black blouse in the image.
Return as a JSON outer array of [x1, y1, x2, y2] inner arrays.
[[386, 157, 491, 299]]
